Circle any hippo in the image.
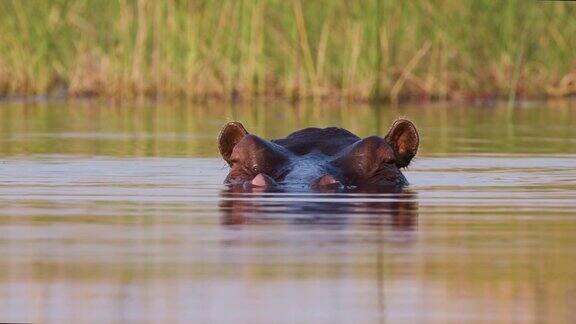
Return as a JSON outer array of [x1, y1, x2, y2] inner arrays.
[[218, 119, 419, 190]]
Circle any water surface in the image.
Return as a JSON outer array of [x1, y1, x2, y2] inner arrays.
[[0, 102, 575, 323]]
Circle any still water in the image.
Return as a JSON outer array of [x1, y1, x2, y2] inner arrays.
[[0, 101, 575, 323]]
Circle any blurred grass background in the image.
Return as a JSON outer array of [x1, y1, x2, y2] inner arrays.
[[0, 0, 575, 102]]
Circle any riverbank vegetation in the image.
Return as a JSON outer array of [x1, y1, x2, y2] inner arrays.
[[0, 0, 575, 102]]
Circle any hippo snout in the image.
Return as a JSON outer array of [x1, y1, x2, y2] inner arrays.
[[250, 173, 277, 188]]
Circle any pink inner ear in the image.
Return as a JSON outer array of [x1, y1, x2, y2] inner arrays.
[[386, 119, 419, 167], [398, 132, 416, 154], [218, 122, 248, 165]]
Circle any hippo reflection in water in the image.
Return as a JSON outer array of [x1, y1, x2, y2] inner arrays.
[[218, 119, 419, 190], [220, 187, 418, 230]]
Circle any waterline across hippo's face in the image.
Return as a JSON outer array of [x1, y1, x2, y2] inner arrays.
[[218, 119, 419, 190]]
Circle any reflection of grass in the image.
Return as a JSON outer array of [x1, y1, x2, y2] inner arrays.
[[1, 213, 574, 324], [0, 1, 575, 101], [1, 101, 576, 156]]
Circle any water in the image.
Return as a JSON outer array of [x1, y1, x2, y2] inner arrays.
[[0, 101, 575, 323]]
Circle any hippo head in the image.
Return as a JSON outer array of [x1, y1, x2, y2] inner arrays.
[[218, 119, 419, 190]]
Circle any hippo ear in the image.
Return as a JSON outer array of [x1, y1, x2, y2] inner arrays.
[[385, 119, 419, 168], [218, 122, 249, 165]]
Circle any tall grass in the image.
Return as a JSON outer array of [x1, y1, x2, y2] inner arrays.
[[0, 0, 575, 102]]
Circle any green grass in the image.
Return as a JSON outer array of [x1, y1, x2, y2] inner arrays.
[[0, 0, 575, 102]]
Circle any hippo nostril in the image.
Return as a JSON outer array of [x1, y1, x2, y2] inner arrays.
[[251, 174, 267, 187], [250, 173, 276, 187], [311, 174, 341, 189]]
